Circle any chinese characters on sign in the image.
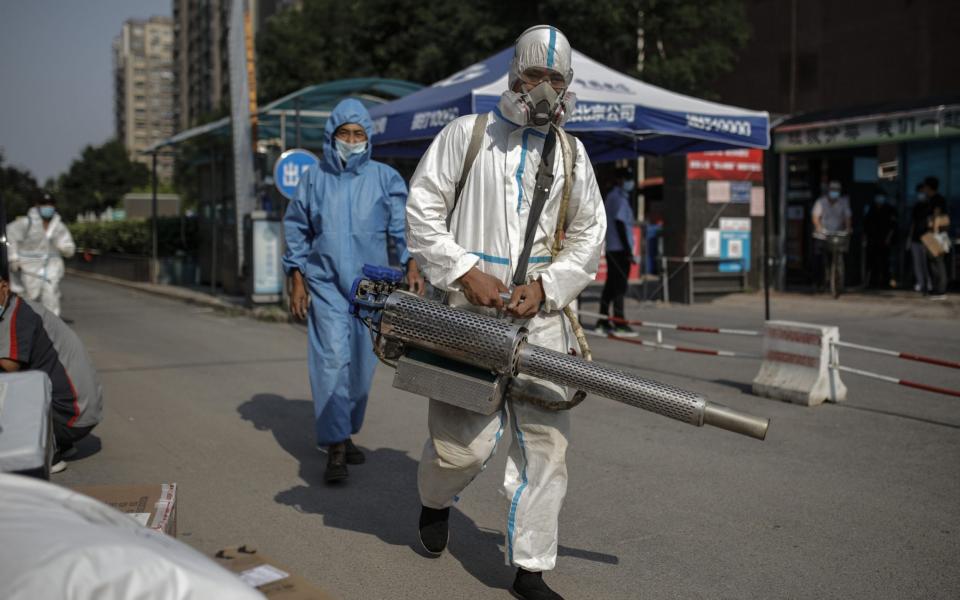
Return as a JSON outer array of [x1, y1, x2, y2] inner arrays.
[[273, 149, 319, 200], [410, 108, 459, 131], [567, 103, 636, 124], [775, 106, 960, 152], [687, 149, 764, 182]]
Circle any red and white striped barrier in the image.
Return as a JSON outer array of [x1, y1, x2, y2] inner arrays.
[[578, 310, 960, 402], [576, 309, 760, 337], [831, 365, 960, 399], [751, 321, 847, 406], [584, 328, 761, 359], [831, 340, 960, 371], [829, 340, 960, 398]]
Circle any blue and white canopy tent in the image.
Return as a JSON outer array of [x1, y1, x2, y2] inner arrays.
[[369, 48, 769, 161]]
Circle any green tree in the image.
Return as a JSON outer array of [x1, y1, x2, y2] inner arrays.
[[633, 0, 750, 97], [256, 0, 513, 101], [256, 0, 748, 101], [55, 140, 150, 222], [0, 150, 43, 220]]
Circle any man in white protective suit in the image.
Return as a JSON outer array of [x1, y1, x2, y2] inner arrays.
[[6, 193, 76, 316], [405, 26, 605, 600]]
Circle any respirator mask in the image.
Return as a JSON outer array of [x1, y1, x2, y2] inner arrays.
[[498, 83, 577, 127]]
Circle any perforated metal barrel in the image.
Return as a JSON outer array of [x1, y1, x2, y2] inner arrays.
[[381, 291, 524, 373], [517, 344, 707, 426]]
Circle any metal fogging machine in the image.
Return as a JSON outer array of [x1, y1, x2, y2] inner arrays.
[[351, 265, 769, 440]]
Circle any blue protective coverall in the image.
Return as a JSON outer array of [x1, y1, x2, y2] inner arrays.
[[282, 99, 410, 446]]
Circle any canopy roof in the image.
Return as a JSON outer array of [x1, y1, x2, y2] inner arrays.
[[369, 48, 769, 162], [144, 78, 422, 153]]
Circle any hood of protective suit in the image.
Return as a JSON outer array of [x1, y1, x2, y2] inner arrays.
[[27, 205, 60, 224], [508, 25, 574, 92], [322, 98, 374, 174]]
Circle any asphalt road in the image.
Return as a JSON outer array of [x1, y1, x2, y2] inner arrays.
[[54, 277, 960, 599]]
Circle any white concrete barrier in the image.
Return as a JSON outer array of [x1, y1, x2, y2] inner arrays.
[[752, 320, 847, 406]]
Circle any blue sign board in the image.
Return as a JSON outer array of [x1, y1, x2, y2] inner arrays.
[[719, 230, 751, 273], [729, 181, 752, 203], [273, 149, 319, 200]]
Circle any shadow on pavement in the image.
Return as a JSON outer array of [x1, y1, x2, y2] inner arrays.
[[69, 433, 103, 461], [833, 403, 960, 430], [711, 379, 755, 395], [238, 393, 618, 591]]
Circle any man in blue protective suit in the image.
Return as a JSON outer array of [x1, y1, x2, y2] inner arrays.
[[283, 98, 424, 483]]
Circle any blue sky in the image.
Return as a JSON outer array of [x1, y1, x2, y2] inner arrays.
[[0, 0, 170, 183]]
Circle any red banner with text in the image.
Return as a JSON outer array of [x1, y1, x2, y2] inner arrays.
[[687, 149, 763, 182]]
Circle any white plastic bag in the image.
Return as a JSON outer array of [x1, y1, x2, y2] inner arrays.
[[0, 473, 265, 600]]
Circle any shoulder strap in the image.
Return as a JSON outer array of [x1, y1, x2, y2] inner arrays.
[[454, 113, 489, 206], [512, 127, 558, 287], [551, 128, 577, 254], [564, 130, 578, 170]]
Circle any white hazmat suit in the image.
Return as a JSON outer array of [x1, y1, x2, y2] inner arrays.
[[406, 106, 606, 571], [6, 207, 76, 316]]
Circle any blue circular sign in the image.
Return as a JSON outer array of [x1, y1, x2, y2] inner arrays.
[[273, 149, 319, 200]]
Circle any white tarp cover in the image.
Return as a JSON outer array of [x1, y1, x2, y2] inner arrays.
[[0, 473, 265, 600]]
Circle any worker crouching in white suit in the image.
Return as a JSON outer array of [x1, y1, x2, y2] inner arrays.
[[7, 194, 76, 316], [405, 26, 605, 600]]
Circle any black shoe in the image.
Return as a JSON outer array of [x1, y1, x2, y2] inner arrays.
[[324, 442, 348, 483], [612, 323, 638, 337], [594, 319, 611, 334], [344, 438, 365, 465], [512, 568, 564, 600], [418, 506, 450, 556]]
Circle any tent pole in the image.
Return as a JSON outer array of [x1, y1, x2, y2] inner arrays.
[[211, 152, 219, 294], [280, 112, 286, 151], [763, 158, 771, 321], [295, 98, 302, 148], [151, 151, 159, 284]]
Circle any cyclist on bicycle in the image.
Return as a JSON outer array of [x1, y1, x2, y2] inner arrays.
[[812, 180, 852, 291]]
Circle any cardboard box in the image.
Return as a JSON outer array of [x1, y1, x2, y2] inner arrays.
[[214, 546, 334, 600], [73, 483, 177, 537], [921, 232, 945, 257]]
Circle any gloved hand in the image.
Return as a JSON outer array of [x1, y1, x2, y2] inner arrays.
[[458, 268, 508, 309]]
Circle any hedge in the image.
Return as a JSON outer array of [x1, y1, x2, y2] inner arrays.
[[69, 218, 199, 257]]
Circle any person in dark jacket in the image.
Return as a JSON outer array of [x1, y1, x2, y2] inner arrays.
[[863, 192, 896, 288], [595, 168, 637, 336], [0, 273, 103, 474]]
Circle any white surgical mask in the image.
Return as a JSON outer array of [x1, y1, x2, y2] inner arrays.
[[335, 139, 367, 163], [39, 206, 56, 219], [622, 180, 636, 193], [828, 190, 840, 200]]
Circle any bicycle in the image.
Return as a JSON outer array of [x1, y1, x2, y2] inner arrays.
[[814, 230, 850, 298]]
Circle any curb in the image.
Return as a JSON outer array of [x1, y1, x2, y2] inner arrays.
[[66, 268, 292, 323]]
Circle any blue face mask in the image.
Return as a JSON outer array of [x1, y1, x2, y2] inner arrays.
[[828, 190, 840, 200], [622, 180, 636, 193], [39, 205, 56, 219], [335, 139, 367, 163]]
